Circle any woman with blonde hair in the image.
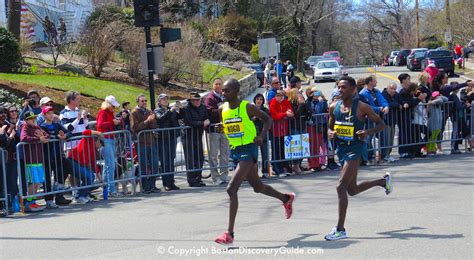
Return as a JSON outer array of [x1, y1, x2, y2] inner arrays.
[[96, 96, 122, 197], [287, 88, 307, 174]]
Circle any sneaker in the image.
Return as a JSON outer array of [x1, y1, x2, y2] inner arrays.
[[109, 192, 124, 198], [326, 162, 340, 170], [0, 208, 7, 217], [451, 149, 462, 154], [214, 178, 224, 185], [386, 156, 397, 162], [74, 196, 90, 204], [383, 172, 393, 195], [324, 227, 348, 241], [87, 195, 97, 202], [25, 202, 45, 212], [283, 193, 295, 219], [55, 195, 72, 206], [46, 200, 59, 209], [215, 231, 234, 245]]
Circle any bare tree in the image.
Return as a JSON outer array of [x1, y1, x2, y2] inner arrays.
[[283, 0, 332, 72], [362, 0, 415, 48], [82, 19, 129, 77]]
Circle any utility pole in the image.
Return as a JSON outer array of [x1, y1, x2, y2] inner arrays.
[[7, 0, 21, 40], [415, 0, 420, 48], [445, 0, 453, 50]]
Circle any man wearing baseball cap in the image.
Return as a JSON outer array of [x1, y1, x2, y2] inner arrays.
[[36, 96, 55, 125]]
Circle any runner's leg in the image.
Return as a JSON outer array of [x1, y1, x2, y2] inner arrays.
[[336, 159, 360, 230], [226, 161, 249, 233], [246, 162, 288, 203], [346, 167, 385, 197]]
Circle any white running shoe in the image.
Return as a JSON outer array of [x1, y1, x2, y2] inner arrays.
[[74, 196, 90, 204], [384, 172, 393, 195], [324, 227, 348, 241], [45, 200, 59, 209]]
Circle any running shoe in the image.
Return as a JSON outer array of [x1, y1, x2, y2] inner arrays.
[[383, 172, 392, 195], [283, 193, 295, 219], [324, 227, 348, 241], [215, 231, 234, 245], [46, 200, 59, 209], [74, 196, 90, 204]]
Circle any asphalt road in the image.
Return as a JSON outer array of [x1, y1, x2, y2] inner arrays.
[[1, 66, 473, 259]]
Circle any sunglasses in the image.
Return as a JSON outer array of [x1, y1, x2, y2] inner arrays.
[[140, 100, 147, 102], [9, 110, 18, 113]]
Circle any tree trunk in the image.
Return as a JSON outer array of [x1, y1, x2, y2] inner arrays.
[[296, 38, 305, 73], [7, 0, 21, 40], [311, 27, 318, 55]]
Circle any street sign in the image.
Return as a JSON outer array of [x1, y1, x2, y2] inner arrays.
[[160, 28, 181, 46], [140, 46, 164, 75], [258, 37, 278, 58], [444, 31, 452, 43]]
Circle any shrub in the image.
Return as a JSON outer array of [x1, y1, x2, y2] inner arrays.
[[207, 13, 257, 52], [0, 27, 21, 72], [250, 44, 259, 62]]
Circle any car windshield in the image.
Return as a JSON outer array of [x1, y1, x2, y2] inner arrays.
[[401, 50, 411, 55], [429, 51, 451, 58], [391, 51, 399, 56], [324, 53, 339, 58], [414, 52, 425, 58], [317, 62, 339, 69], [308, 56, 321, 62]]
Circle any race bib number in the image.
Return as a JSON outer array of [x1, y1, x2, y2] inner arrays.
[[224, 117, 244, 138], [334, 121, 354, 141]]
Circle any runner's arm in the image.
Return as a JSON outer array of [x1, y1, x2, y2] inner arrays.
[[328, 103, 336, 139], [360, 102, 385, 136], [247, 103, 271, 140]]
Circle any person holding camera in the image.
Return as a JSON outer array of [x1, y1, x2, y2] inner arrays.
[[19, 90, 42, 121], [154, 93, 182, 191], [131, 94, 159, 194], [183, 93, 209, 187]]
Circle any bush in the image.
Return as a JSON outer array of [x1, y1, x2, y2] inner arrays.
[[122, 28, 145, 80], [0, 27, 21, 72], [207, 13, 257, 52], [250, 44, 259, 62]]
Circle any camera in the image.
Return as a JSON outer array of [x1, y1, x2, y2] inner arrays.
[[28, 99, 36, 107]]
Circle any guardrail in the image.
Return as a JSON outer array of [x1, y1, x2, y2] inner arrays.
[[0, 149, 8, 216]]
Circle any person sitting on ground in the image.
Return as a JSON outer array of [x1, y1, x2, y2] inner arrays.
[[67, 129, 103, 204]]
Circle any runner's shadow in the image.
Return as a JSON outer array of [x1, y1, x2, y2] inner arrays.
[[241, 233, 358, 250], [353, 226, 464, 240]]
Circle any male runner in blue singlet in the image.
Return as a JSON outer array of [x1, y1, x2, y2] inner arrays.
[[325, 76, 393, 241]]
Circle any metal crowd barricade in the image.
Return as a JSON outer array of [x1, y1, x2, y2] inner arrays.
[[367, 101, 472, 160], [267, 114, 334, 172], [1, 148, 8, 215], [135, 125, 235, 188], [16, 130, 135, 211]]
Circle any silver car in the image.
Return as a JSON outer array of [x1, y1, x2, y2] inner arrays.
[[313, 60, 342, 82], [388, 50, 399, 66]]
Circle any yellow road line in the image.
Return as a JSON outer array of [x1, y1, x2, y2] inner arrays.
[[367, 67, 399, 81]]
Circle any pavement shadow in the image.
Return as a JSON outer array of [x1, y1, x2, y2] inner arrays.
[[353, 226, 464, 241], [243, 233, 358, 250]]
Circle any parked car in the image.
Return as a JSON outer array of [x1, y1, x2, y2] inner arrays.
[[313, 60, 342, 82], [394, 49, 411, 66], [407, 51, 427, 71], [304, 55, 324, 69], [388, 50, 399, 65], [467, 40, 474, 57], [322, 51, 343, 64], [407, 48, 428, 71], [421, 49, 455, 76], [245, 63, 264, 87]]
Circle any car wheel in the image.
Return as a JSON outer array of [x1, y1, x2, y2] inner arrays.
[[314, 79, 318, 83]]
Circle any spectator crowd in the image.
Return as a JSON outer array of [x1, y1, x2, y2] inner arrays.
[[1, 66, 473, 216]]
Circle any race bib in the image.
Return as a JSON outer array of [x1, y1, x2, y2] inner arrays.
[[334, 121, 354, 141], [224, 117, 244, 138]]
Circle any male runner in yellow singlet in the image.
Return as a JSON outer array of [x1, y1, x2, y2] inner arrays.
[[214, 79, 295, 245]]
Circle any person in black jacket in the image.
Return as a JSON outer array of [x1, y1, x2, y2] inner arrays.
[[398, 82, 427, 158], [381, 83, 401, 161], [460, 82, 474, 150], [252, 93, 271, 177], [154, 93, 182, 191], [182, 93, 210, 187]]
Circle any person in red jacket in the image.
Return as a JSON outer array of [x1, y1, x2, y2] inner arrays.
[[96, 96, 121, 197], [67, 129, 103, 204], [269, 90, 294, 175]]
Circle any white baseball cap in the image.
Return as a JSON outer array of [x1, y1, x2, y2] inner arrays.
[[39, 97, 53, 106], [105, 95, 120, 107]]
